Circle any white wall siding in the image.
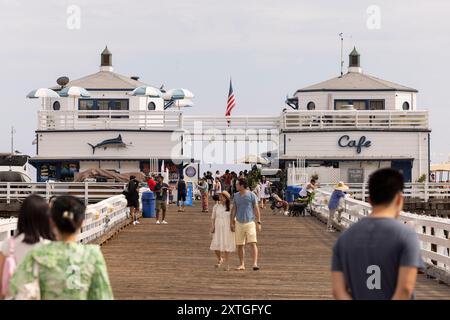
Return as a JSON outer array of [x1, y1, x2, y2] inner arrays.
[[284, 130, 429, 181], [295, 91, 415, 111], [37, 131, 183, 158]]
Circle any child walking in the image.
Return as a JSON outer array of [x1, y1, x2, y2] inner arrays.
[[210, 191, 235, 271]]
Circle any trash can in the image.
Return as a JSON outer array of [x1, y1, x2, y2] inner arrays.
[[286, 185, 302, 203], [185, 182, 193, 206], [142, 191, 156, 218]]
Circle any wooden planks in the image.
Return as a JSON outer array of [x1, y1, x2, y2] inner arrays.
[[101, 202, 450, 300]]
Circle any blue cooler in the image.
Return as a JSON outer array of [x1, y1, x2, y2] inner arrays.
[[142, 191, 156, 218]]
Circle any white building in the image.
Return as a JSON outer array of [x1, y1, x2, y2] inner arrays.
[[30, 47, 189, 182], [281, 47, 430, 183]]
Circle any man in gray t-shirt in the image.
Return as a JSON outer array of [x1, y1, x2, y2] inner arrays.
[[331, 168, 424, 300]]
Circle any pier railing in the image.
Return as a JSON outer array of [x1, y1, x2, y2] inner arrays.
[[282, 110, 428, 131], [37, 110, 184, 131], [318, 182, 450, 202], [312, 189, 450, 284], [37, 110, 428, 131], [0, 182, 126, 205], [0, 194, 129, 244]]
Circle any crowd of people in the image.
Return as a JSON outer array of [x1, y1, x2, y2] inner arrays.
[[0, 167, 425, 300]]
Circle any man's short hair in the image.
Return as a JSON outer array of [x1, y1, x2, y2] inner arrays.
[[369, 168, 404, 206], [237, 178, 248, 189], [310, 179, 316, 184]]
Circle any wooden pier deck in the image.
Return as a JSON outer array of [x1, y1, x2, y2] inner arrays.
[[101, 202, 450, 300]]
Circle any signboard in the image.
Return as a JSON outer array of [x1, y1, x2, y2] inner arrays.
[[348, 168, 364, 183], [338, 135, 371, 153]]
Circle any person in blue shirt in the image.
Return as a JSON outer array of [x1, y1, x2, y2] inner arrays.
[[327, 182, 349, 232]]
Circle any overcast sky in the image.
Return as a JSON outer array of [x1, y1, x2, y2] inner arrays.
[[0, 0, 449, 163]]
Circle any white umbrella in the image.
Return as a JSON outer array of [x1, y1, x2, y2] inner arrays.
[[237, 155, 270, 165], [59, 86, 90, 111], [164, 88, 194, 100], [26, 88, 60, 99], [59, 86, 90, 97], [174, 99, 194, 109], [26, 88, 60, 110], [131, 86, 162, 111], [131, 86, 162, 98]]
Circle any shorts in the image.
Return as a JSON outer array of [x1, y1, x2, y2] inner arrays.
[[155, 200, 167, 212], [127, 198, 139, 209], [178, 194, 186, 202], [235, 221, 257, 245]]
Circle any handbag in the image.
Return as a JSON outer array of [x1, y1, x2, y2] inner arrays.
[[1, 237, 16, 297], [14, 260, 41, 300]]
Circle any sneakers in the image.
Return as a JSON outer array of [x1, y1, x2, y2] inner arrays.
[[161, 220, 168, 225], [156, 220, 161, 225], [135, 220, 140, 224], [132, 221, 137, 225]]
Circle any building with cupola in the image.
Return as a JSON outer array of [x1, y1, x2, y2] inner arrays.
[[29, 47, 193, 182], [281, 47, 429, 183]]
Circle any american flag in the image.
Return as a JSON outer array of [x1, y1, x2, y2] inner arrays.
[[225, 79, 236, 120]]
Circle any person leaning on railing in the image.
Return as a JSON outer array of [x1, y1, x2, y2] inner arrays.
[[9, 195, 113, 300]]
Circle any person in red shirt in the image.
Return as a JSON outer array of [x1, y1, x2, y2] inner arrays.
[[221, 170, 232, 193], [147, 174, 156, 191]]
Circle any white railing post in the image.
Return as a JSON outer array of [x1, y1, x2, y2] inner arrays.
[[361, 180, 366, 201], [45, 181, 50, 201], [84, 181, 89, 205], [6, 182, 11, 204], [424, 180, 429, 202]]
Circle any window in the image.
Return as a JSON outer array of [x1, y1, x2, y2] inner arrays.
[[147, 102, 156, 111], [78, 99, 129, 118], [402, 101, 410, 110], [52, 101, 61, 111], [369, 100, 384, 110], [335, 99, 385, 110], [102, 55, 110, 66], [306, 101, 315, 110]]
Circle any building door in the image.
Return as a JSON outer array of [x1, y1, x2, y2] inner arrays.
[[391, 160, 412, 183]]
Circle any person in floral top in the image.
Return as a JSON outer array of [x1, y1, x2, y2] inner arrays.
[[10, 195, 113, 300]]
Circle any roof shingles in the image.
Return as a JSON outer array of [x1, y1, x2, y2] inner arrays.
[[295, 72, 417, 93], [51, 71, 147, 90]]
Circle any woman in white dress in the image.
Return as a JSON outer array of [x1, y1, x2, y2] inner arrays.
[[258, 176, 271, 209], [209, 191, 235, 271]]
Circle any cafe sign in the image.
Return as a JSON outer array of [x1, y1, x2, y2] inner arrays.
[[338, 135, 372, 154]]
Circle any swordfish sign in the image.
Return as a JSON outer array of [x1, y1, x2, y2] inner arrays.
[[88, 134, 128, 154]]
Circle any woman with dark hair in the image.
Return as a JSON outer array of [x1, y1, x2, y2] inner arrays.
[[9, 195, 113, 300], [210, 191, 235, 271], [0, 195, 53, 299]]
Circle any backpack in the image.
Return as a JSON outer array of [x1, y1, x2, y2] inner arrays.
[[1, 237, 17, 297], [122, 182, 130, 197]]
